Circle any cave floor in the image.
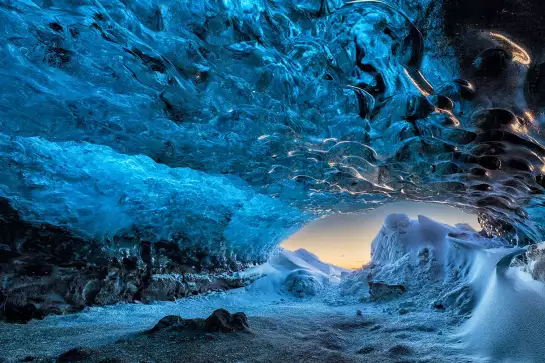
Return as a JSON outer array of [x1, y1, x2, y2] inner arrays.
[[0, 289, 480, 363]]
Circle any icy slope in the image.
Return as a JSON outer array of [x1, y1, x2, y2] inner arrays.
[[342, 213, 545, 362], [244, 248, 348, 297], [342, 213, 501, 311], [459, 246, 545, 362], [291, 248, 352, 276]]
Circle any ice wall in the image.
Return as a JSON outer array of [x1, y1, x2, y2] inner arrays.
[[2, 0, 545, 264], [0, 135, 306, 263]]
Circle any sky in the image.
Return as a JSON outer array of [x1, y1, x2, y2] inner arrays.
[[281, 201, 480, 269]]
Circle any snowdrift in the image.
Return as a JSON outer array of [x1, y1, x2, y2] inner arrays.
[[342, 213, 545, 362], [244, 248, 346, 297]]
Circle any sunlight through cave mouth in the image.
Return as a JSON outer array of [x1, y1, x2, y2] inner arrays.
[[281, 202, 481, 270], [3, 0, 545, 361]]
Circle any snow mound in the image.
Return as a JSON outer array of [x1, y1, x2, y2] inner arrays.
[[291, 249, 351, 277], [342, 213, 545, 361], [244, 248, 345, 297], [341, 213, 501, 314], [458, 247, 545, 362], [283, 269, 324, 298]]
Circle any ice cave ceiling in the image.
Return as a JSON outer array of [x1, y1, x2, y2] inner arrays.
[[1, 0, 545, 264]]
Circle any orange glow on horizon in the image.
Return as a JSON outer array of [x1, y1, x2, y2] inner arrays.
[[281, 202, 480, 269]]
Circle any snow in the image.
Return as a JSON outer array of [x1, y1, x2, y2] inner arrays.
[[458, 248, 545, 362], [1, 214, 544, 362], [346, 213, 545, 362], [291, 248, 352, 277], [0, 237, 470, 362]]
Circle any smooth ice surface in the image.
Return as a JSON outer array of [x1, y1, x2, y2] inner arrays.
[[3, 0, 545, 262], [459, 249, 545, 362]]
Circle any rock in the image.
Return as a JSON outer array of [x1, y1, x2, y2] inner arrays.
[[2, 302, 42, 324], [204, 309, 249, 333], [149, 315, 183, 333], [82, 279, 101, 305], [58, 347, 95, 362], [140, 275, 187, 303], [368, 281, 406, 301]]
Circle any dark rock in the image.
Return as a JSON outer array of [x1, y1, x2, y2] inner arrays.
[[58, 347, 95, 362], [149, 315, 183, 333], [204, 309, 249, 333], [368, 281, 406, 301], [2, 302, 42, 323], [0, 197, 258, 323]]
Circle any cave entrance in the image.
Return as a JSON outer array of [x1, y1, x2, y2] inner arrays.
[[281, 202, 480, 270]]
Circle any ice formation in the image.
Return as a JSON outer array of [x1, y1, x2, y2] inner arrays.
[[243, 248, 342, 297], [2, 2, 545, 352], [2, 0, 545, 266], [340, 213, 545, 362]]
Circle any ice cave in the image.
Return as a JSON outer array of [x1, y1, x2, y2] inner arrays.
[[1, 0, 545, 361]]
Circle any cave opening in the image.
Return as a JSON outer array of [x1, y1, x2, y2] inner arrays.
[[282, 201, 480, 270], [2, 0, 545, 361]]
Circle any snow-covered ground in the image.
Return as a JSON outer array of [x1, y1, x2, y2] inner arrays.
[[1, 215, 544, 362]]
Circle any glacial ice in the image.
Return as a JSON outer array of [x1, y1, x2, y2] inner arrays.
[[1, 0, 545, 360], [0, 134, 306, 263], [2, 0, 545, 263]]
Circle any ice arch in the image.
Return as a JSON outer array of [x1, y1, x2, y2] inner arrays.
[[1, 0, 545, 273]]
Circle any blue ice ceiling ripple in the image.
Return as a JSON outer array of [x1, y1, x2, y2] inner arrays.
[[1, 0, 545, 262]]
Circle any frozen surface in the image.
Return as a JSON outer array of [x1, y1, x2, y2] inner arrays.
[[343, 214, 545, 362], [0, 241, 473, 363], [291, 248, 352, 276], [459, 249, 545, 362], [2, 0, 545, 265], [1, 215, 543, 362]]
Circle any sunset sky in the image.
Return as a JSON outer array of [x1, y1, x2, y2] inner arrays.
[[281, 201, 480, 269]]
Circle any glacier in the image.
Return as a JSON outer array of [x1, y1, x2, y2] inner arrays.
[[2, 0, 545, 337], [2, 214, 544, 362], [2, 0, 545, 260]]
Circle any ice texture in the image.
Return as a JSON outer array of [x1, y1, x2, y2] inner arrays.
[[0, 135, 306, 263], [2, 0, 545, 262], [342, 213, 503, 311]]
